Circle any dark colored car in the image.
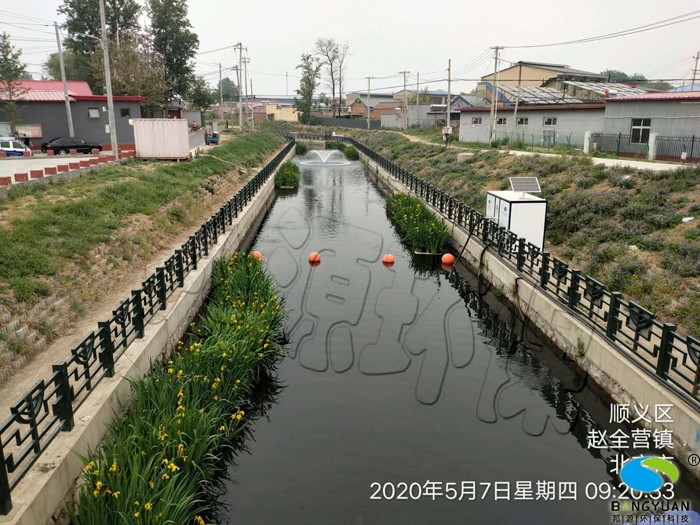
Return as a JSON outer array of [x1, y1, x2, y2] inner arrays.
[[41, 137, 103, 155]]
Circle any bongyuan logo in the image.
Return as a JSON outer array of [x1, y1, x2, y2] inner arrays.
[[619, 456, 680, 492]]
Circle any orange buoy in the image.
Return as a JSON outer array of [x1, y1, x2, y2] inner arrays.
[[441, 253, 456, 265], [442, 263, 454, 272], [309, 259, 321, 268], [308, 252, 321, 265], [251, 250, 263, 261], [382, 254, 395, 267]]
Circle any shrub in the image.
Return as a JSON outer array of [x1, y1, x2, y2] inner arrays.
[[385, 193, 449, 253], [295, 141, 308, 155], [274, 161, 300, 188], [325, 140, 346, 151], [344, 146, 359, 161]]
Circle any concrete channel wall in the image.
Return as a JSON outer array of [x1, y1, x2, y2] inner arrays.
[[359, 152, 700, 485], [0, 146, 294, 525]]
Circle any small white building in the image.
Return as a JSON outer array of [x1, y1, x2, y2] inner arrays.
[[458, 104, 604, 147]]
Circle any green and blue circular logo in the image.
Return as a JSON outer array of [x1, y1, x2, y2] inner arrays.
[[619, 456, 679, 492]]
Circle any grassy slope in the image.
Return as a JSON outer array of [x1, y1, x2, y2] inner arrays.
[[0, 132, 283, 306], [347, 130, 700, 337]]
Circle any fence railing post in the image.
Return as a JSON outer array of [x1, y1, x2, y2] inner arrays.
[[98, 321, 115, 377], [175, 249, 185, 287], [606, 292, 622, 339], [540, 252, 550, 289], [516, 238, 526, 271], [131, 290, 145, 338], [0, 448, 11, 514], [156, 267, 167, 310], [568, 269, 581, 309], [189, 236, 197, 271], [51, 362, 75, 431], [655, 323, 676, 380]]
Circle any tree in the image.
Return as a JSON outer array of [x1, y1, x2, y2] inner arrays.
[[189, 76, 215, 110], [0, 33, 29, 134], [214, 77, 239, 103], [314, 38, 339, 116], [59, 0, 141, 53], [147, 0, 199, 98], [407, 88, 431, 104], [601, 69, 673, 91], [294, 54, 322, 125], [43, 49, 89, 81], [89, 39, 169, 110], [336, 42, 350, 116]]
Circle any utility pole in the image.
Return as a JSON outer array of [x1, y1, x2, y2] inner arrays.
[[445, 59, 452, 147], [98, 0, 118, 159], [416, 71, 419, 116], [366, 76, 371, 130], [400, 70, 410, 130], [54, 22, 74, 137], [243, 56, 250, 130], [234, 43, 243, 132], [286, 71, 288, 96], [692, 52, 700, 88], [219, 63, 224, 119], [250, 77, 254, 131], [489, 46, 502, 143]]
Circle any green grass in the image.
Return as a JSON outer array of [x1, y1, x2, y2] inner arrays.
[[72, 253, 286, 525], [386, 192, 449, 253], [274, 161, 300, 188], [0, 132, 283, 304]]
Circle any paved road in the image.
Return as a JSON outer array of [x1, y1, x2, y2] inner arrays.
[[189, 129, 205, 149]]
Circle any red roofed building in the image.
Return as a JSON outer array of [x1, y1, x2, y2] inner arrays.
[[0, 80, 144, 149]]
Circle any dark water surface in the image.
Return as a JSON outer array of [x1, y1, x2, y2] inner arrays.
[[218, 151, 700, 524]]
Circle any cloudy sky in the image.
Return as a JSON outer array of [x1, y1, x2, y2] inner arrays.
[[3, 0, 699, 96]]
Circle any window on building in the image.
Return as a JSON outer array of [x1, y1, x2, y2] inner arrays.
[[120, 108, 131, 118], [88, 108, 100, 119], [496, 117, 507, 126], [517, 117, 529, 126], [543, 117, 557, 126], [472, 117, 482, 125], [630, 118, 651, 144]]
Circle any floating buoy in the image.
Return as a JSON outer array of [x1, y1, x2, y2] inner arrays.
[[309, 259, 321, 268], [442, 263, 454, 272], [251, 250, 263, 261], [382, 254, 395, 267], [441, 253, 456, 265], [308, 252, 321, 265]]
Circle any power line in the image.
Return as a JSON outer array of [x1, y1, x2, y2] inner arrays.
[[0, 10, 53, 24], [505, 9, 700, 48], [197, 44, 236, 55]]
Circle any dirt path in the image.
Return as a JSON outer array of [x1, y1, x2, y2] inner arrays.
[[0, 147, 276, 415]]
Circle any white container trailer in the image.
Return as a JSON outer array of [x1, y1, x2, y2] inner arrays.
[[133, 118, 190, 160], [486, 190, 547, 249]]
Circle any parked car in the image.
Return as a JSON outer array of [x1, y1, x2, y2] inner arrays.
[[0, 138, 32, 157], [40, 137, 103, 155]]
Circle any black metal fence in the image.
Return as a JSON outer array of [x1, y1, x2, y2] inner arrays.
[[0, 139, 295, 514], [590, 132, 648, 158], [291, 132, 700, 414], [656, 135, 699, 163]]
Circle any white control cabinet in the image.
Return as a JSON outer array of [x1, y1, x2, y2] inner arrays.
[[486, 190, 547, 249]]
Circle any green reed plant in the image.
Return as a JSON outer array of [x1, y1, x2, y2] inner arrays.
[[72, 253, 285, 525], [386, 193, 449, 253], [275, 161, 301, 188]]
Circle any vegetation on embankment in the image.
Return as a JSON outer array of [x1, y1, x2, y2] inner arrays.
[[0, 132, 283, 307], [275, 161, 301, 188], [386, 193, 449, 254], [72, 253, 285, 525], [348, 130, 700, 337]]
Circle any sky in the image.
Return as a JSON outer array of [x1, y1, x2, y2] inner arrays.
[[2, 0, 699, 97]]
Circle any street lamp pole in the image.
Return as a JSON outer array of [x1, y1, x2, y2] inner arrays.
[[98, 0, 119, 159]]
